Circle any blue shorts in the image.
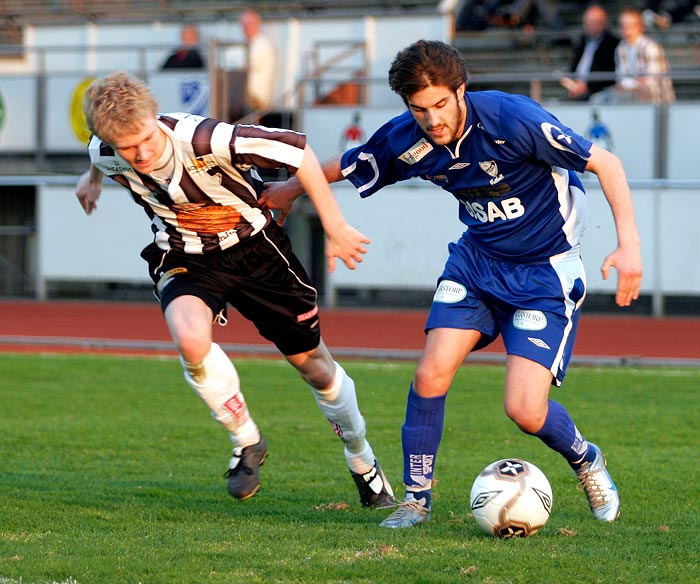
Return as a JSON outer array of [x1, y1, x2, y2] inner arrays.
[[425, 237, 586, 386]]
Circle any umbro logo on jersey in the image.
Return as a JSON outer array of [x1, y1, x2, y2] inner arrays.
[[399, 138, 433, 165], [449, 162, 471, 170]]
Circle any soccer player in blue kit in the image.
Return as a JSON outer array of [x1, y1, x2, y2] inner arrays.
[[261, 40, 643, 528]]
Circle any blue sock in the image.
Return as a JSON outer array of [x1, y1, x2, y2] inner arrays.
[[401, 383, 446, 508], [532, 400, 592, 470]]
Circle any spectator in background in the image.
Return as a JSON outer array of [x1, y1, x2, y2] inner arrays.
[[453, 0, 561, 31], [643, 0, 700, 29], [493, 0, 563, 31], [560, 5, 619, 101], [161, 24, 205, 70], [595, 7, 675, 104], [453, 0, 506, 31], [239, 8, 277, 120]]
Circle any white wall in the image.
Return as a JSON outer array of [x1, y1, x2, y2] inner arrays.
[[34, 178, 698, 302], [37, 184, 150, 286]]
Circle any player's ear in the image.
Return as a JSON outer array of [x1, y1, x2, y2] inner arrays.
[[456, 83, 466, 100]]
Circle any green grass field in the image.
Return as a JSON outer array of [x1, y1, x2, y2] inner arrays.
[[1, 353, 698, 584]]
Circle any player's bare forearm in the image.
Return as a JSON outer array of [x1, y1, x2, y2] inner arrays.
[[75, 165, 104, 215], [585, 145, 643, 305], [294, 146, 369, 272], [260, 153, 345, 223]]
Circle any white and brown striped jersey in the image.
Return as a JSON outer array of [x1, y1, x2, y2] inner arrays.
[[87, 112, 306, 254]]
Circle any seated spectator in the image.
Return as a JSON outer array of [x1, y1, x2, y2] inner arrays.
[[643, 0, 700, 29], [161, 24, 205, 70], [493, 0, 563, 31], [453, 0, 561, 32], [560, 5, 619, 101], [593, 7, 675, 104], [454, 0, 506, 31]]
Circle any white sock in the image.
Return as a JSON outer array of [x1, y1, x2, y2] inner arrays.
[[311, 362, 375, 473], [181, 342, 260, 449]]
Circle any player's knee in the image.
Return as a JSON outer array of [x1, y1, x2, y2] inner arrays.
[[414, 368, 452, 396], [288, 345, 335, 389], [178, 344, 210, 366], [173, 330, 210, 364], [505, 404, 545, 435]]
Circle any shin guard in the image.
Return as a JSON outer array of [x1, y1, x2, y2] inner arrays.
[[181, 343, 259, 447]]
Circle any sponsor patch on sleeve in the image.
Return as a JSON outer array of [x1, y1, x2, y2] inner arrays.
[[399, 138, 434, 165]]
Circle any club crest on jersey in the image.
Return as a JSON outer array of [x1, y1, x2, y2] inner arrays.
[[187, 155, 216, 174], [399, 138, 433, 165], [479, 160, 504, 185]]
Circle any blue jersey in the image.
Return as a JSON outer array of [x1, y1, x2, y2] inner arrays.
[[340, 91, 593, 263]]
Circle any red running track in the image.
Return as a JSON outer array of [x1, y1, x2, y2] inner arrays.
[[0, 300, 698, 363]]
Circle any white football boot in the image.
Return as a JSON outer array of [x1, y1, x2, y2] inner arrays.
[[575, 443, 620, 522], [379, 492, 431, 528]]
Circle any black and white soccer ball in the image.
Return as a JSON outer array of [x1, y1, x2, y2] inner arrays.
[[469, 458, 553, 538]]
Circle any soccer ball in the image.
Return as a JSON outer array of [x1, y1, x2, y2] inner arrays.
[[469, 458, 553, 538]]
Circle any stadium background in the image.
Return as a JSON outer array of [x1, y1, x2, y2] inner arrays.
[[0, 0, 698, 360]]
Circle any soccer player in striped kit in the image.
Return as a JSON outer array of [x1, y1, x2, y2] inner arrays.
[[262, 40, 643, 527], [75, 72, 393, 507]]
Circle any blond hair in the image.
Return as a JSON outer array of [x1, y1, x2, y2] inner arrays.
[[84, 71, 159, 145]]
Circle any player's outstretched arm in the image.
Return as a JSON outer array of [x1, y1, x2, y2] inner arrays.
[[585, 144, 643, 307], [291, 146, 369, 273], [260, 153, 345, 226], [76, 165, 104, 215]]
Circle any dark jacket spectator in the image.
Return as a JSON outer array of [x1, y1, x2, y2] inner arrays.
[[562, 5, 619, 101], [161, 24, 205, 70]]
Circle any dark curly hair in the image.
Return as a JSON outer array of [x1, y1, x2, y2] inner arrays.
[[388, 40, 469, 102]]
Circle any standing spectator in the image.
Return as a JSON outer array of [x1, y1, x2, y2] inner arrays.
[[601, 7, 676, 104], [240, 8, 277, 119], [75, 72, 393, 508], [161, 24, 205, 70], [561, 5, 619, 101]]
